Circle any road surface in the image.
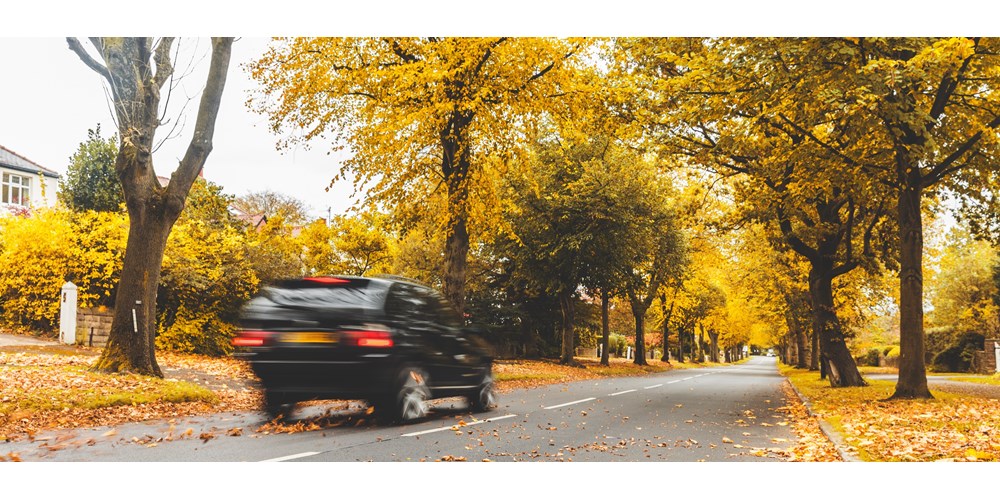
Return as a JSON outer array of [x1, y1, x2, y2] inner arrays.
[[1, 356, 799, 462]]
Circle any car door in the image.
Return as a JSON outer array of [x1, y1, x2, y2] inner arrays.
[[386, 284, 456, 389], [422, 289, 486, 388]]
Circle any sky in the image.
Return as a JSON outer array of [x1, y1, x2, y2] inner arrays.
[[0, 37, 357, 220]]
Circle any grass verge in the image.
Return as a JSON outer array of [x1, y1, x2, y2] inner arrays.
[[781, 364, 1000, 461]]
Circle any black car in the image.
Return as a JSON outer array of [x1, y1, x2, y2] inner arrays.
[[232, 275, 497, 424]]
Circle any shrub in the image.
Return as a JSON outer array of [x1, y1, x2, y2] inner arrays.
[[0, 208, 126, 332], [155, 309, 237, 356], [857, 348, 882, 367], [608, 333, 628, 357], [931, 333, 985, 373]]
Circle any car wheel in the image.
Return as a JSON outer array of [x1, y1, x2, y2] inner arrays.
[[467, 369, 497, 412], [263, 390, 296, 420], [377, 366, 430, 424]]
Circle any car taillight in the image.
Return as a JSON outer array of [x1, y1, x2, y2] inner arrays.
[[304, 276, 350, 284], [232, 330, 274, 347], [343, 325, 394, 348]]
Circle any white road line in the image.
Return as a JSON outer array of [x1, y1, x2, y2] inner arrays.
[[261, 451, 320, 462], [401, 414, 518, 437], [644, 384, 663, 389], [543, 397, 596, 410], [609, 389, 637, 396], [666, 380, 680, 384]]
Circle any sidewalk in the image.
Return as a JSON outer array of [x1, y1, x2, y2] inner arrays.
[[0, 333, 60, 347]]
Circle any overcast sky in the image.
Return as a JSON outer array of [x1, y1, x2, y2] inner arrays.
[[0, 37, 357, 220]]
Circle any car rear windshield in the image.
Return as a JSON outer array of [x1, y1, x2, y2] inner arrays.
[[263, 281, 387, 310]]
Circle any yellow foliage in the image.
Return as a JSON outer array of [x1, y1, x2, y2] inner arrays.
[[0, 208, 126, 330]]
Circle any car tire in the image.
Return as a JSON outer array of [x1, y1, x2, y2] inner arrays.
[[376, 366, 430, 425], [263, 390, 296, 420], [466, 369, 497, 412]]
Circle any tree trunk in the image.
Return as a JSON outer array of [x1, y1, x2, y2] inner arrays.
[[440, 112, 473, 315], [677, 328, 685, 363], [890, 177, 933, 399], [558, 290, 578, 365], [631, 300, 648, 366], [600, 289, 610, 366], [93, 210, 176, 375], [784, 306, 809, 369], [808, 263, 865, 387], [697, 323, 707, 363], [70, 37, 233, 377], [709, 330, 720, 363], [660, 292, 673, 362]]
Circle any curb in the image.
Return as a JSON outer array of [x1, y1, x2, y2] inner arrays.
[[785, 380, 861, 462]]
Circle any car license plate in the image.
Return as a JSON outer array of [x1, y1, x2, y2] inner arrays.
[[285, 332, 338, 344]]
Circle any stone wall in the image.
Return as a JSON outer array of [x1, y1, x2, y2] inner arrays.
[[76, 307, 113, 347], [973, 339, 999, 374]]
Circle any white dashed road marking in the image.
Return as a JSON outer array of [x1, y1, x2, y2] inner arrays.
[[261, 451, 321, 462], [543, 397, 596, 410], [644, 384, 663, 389], [400, 414, 518, 437], [609, 389, 637, 396]]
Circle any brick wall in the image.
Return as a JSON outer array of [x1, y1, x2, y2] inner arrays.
[[76, 307, 113, 347]]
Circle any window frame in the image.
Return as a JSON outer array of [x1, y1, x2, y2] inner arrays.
[[1, 172, 31, 207]]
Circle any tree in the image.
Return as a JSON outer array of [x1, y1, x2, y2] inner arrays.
[[296, 211, 397, 276], [58, 125, 123, 212], [231, 189, 309, 226], [841, 38, 1000, 398], [615, 37, 897, 387], [249, 37, 592, 314], [67, 37, 233, 376]]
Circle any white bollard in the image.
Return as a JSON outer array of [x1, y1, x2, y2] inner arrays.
[[59, 282, 78, 345], [994, 342, 999, 373]]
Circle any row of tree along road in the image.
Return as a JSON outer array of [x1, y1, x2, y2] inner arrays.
[[4, 38, 997, 402]]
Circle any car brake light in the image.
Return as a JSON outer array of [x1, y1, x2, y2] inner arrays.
[[343, 325, 394, 348], [304, 276, 350, 284], [232, 330, 273, 347]]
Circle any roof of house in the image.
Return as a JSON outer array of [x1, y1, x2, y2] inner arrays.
[[0, 145, 60, 179]]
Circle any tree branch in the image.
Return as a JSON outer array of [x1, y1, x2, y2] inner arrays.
[[66, 37, 111, 82], [167, 37, 233, 205]]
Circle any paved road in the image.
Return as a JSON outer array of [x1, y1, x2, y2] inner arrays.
[[1, 356, 800, 462]]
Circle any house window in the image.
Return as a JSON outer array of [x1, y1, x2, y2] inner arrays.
[[2, 172, 31, 206]]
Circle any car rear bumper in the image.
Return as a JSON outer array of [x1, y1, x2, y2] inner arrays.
[[236, 351, 398, 400]]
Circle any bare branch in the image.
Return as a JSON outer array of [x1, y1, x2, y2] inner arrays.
[[66, 37, 111, 82], [166, 37, 233, 202], [152, 37, 176, 90]]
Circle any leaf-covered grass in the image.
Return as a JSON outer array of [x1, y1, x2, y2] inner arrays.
[[781, 365, 1000, 461], [0, 349, 257, 441], [0, 365, 216, 415], [493, 357, 681, 391], [947, 374, 1000, 386]]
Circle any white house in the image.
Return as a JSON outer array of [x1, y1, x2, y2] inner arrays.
[[0, 145, 60, 210]]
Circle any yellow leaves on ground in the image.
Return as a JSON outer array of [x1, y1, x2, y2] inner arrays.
[[785, 367, 1000, 461], [0, 347, 259, 441]]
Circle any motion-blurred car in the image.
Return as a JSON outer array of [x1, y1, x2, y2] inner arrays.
[[232, 275, 496, 424]]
